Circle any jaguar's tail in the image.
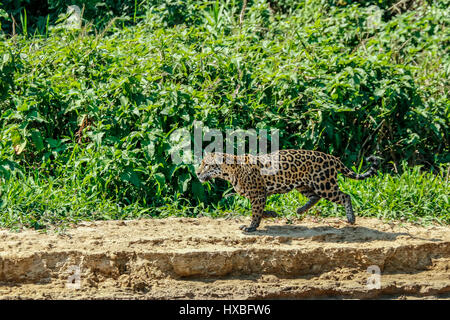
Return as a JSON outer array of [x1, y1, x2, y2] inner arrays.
[[334, 156, 379, 180]]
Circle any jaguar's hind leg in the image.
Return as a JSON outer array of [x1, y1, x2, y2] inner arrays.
[[262, 210, 278, 218], [296, 189, 321, 214], [316, 188, 355, 224], [332, 192, 355, 224]]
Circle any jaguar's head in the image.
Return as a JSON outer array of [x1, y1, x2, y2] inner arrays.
[[196, 152, 225, 183]]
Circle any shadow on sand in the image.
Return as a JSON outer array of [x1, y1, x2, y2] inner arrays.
[[245, 224, 442, 243]]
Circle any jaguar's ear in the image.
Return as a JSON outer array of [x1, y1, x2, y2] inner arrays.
[[202, 151, 210, 163], [202, 151, 212, 165]]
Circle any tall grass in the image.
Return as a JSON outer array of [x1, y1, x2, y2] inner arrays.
[[0, 162, 447, 230]]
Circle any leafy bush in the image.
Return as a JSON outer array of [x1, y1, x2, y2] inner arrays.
[[1, 0, 154, 35]]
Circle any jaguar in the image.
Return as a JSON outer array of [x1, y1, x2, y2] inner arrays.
[[196, 149, 379, 232]]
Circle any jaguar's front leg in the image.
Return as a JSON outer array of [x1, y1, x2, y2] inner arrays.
[[240, 195, 266, 232]]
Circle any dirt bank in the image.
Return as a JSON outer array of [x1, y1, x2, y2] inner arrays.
[[0, 216, 449, 299]]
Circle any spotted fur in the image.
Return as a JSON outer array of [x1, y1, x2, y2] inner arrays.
[[196, 150, 379, 232]]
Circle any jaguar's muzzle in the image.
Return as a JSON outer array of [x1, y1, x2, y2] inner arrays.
[[198, 173, 212, 183]]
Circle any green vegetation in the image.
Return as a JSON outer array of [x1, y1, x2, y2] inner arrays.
[[0, 0, 448, 229]]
